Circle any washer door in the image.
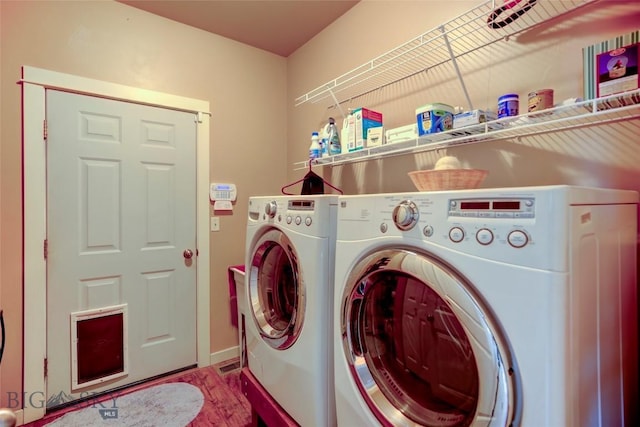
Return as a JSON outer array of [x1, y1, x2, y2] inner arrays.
[[248, 228, 304, 350], [341, 248, 517, 427]]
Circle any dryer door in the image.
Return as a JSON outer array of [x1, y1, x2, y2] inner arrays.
[[248, 228, 304, 350], [340, 248, 517, 427]]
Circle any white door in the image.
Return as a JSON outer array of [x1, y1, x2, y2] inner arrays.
[[45, 90, 197, 407]]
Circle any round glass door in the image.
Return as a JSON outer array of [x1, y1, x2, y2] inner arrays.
[[341, 249, 517, 426], [248, 228, 304, 350]]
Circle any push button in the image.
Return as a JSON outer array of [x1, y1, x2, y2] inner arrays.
[[508, 230, 528, 248], [449, 227, 464, 243], [476, 228, 494, 245]]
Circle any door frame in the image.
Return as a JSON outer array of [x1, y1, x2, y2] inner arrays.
[[21, 65, 211, 424]]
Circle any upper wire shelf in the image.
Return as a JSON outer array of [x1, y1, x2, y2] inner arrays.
[[294, 0, 597, 107], [294, 90, 640, 170]]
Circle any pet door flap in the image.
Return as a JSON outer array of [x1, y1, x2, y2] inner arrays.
[[70, 304, 128, 390]]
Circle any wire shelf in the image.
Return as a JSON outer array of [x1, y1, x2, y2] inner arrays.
[[294, 89, 640, 170], [294, 0, 597, 107]]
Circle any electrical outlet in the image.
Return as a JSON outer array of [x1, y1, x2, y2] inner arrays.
[[210, 217, 220, 232]]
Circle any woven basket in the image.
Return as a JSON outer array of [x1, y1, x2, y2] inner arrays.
[[408, 169, 488, 191]]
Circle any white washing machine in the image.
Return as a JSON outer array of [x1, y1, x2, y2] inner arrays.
[[333, 185, 638, 427], [245, 195, 338, 427]]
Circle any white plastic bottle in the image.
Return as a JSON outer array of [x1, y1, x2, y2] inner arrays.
[[309, 132, 320, 160]]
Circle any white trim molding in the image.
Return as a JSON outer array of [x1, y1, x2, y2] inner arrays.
[[21, 65, 211, 424], [209, 346, 240, 366]]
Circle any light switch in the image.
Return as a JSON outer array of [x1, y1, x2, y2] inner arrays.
[[211, 217, 220, 232]]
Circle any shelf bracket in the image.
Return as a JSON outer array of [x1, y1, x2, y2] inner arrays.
[[440, 25, 474, 111], [327, 87, 347, 120]]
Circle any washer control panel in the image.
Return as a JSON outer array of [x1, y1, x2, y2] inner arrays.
[[368, 195, 538, 250], [285, 199, 315, 227], [337, 189, 578, 269], [448, 197, 535, 219], [249, 196, 338, 238], [445, 197, 535, 248]]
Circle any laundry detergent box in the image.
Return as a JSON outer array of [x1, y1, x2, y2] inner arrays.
[[348, 108, 383, 152], [416, 103, 454, 136], [385, 123, 418, 144], [453, 109, 497, 129], [583, 30, 640, 99], [365, 126, 384, 148], [596, 42, 639, 97]]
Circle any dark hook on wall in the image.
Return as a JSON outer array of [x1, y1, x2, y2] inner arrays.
[[0, 310, 4, 365], [487, 0, 538, 29]]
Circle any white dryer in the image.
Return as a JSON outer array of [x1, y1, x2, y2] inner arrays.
[[245, 195, 338, 427], [333, 185, 638, 427]]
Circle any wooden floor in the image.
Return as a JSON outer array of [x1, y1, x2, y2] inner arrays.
[[24, 363, 252, 427]]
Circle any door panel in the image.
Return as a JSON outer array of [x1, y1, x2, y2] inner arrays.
[[45, 90, 197, 407]]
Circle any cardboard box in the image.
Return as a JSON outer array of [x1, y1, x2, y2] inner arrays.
[[453, 110, 497, 129], [348, 108, 383, 152], [583, 31, 639, 99], [385, 123, 418, 144], [345, 114, 356, 153], [366, 126, 384, 147], [340, 119, 350, 154], [596, 43, 639, 97]]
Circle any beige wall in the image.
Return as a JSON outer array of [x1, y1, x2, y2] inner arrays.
[[1, 0, 639, 417], [288, 1, 640, 197], [0, 0, 286, 407]]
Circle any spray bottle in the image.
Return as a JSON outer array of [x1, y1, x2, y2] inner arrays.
[[327, 117, 341, 156]]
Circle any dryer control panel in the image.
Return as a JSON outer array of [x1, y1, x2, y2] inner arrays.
[[448, 197, 535, 219]]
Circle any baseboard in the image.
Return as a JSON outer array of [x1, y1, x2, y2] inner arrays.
[[209, 346, 240, 366]]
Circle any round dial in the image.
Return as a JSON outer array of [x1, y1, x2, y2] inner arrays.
[[392, 200, 419, 230], [264, 201, 277, 218]]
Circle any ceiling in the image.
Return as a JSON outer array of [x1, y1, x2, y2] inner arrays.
[[118, 0, 360, 57]]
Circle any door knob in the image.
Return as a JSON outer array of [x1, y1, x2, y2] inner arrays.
[[183, 249, 194, 259]]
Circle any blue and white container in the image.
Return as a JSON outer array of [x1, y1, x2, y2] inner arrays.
[[416, 103, 454, 136], [497, 93, 519, 118], [309, 132, 320, 160]]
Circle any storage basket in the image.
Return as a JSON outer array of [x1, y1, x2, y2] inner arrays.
[[408, 169, 488, 191]]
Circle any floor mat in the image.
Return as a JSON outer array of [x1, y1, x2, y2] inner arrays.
[[43, 382, 204, 427]]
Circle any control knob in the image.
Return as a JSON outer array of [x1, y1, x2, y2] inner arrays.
[[393, 200, 419, 231], [264, 201, 277, 218]]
